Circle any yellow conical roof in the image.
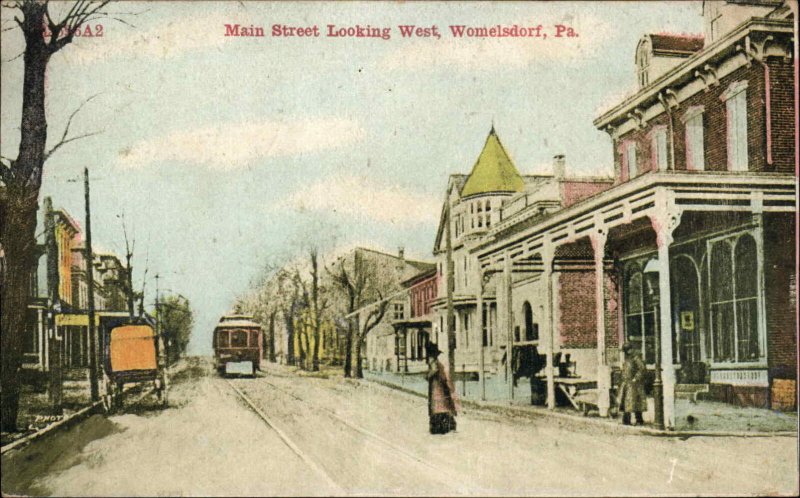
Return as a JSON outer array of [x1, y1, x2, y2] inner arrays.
[[461, 127, 524, 197]]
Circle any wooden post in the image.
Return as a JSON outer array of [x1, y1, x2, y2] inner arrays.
[[543, 243, 556, 409], [591, 225, 610, 417], [504, 255, 513, 401], [44, 198, 63, 414], [84, 168, 99, 401]]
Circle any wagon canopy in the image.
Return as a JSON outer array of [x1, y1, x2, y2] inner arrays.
[[110, 324, 158, 372]]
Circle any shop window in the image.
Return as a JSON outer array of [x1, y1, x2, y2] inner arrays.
[[523, 301, 539, 341], [624, 268, 657, 364], [709, 233, 762, 363]]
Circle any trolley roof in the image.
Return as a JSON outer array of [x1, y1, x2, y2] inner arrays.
[[215, 315, 262, 329]]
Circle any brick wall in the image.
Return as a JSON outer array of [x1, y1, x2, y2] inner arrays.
[[558, 271, 619, 349], [767, 57, 796, 172], [560, 180, 614, 207], [764, 213, 796, 378], [613, 55, 795, 179]]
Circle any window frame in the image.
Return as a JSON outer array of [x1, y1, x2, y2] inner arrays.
[[682, 106, 705, 171], [721, 81, 749, 172], [706, 229, 767, 367]]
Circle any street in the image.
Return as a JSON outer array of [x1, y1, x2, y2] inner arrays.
[[2, 358, 797, 496]]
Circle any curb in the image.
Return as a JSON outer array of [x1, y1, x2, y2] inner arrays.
[[367, 378, 798, 439]]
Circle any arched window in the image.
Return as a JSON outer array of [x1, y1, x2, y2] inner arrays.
[[523, 301, 538, 341], [709, 233, 761, 363], [624, 264, 656, 364]]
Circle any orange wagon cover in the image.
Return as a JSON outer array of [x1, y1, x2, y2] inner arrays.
[[110, 325, 157, 371]]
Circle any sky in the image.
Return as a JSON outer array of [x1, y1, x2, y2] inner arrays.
[[1, 1, 704, 354]]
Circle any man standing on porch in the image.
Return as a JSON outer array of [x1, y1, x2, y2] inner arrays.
[[619, 342, 647, 426]]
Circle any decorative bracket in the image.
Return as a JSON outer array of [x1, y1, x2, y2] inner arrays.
[[694, 64, 719, 91]]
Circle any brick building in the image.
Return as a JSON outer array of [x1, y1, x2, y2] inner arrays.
[[465, 0, 795, 429]]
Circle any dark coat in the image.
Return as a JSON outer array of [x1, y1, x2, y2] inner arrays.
[[426, 359, 459, 416], [619, 351, 648, 413]]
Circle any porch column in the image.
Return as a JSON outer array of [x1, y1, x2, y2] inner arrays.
[[503, 255, 514, 401], [475, 266, 486, 401], [649, 192, 682, 430], [590, 226, 611, 417], [542, 243, 556, 409]]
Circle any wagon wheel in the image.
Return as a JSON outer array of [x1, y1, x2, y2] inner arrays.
[[158, 371, 169, 408], [101, 375, 114, 414]]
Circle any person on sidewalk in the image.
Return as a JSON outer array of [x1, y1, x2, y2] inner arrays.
[[425, 342, 459, 435], [618, 342, 647, 425]]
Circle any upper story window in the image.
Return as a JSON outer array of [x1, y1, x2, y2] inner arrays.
[[393, 303, 405, 321], [651, 127, 668, 171], [636, 40, 650, 89], [721, 81, 749, 172], [624, 141, 638, 180], [682, 106, 705, 171]]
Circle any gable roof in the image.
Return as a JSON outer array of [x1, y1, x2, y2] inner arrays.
[[460, 127, 525, 198]]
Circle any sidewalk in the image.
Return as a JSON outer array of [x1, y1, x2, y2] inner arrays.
[[1, 368, 94, 447], [364, 370, 798, 436]]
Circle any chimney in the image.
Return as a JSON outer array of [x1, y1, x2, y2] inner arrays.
[[553, 154, 566, 180]]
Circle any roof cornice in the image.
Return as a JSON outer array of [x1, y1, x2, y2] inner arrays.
[[594, 18, 793, 130]]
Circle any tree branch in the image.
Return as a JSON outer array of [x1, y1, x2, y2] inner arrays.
[[44, 93, 103, 161]]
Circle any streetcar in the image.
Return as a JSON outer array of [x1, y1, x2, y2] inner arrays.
[[101, 315, 168, 411], [213, 315, 262, 377]]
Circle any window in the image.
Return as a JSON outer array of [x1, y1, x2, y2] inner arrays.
[[523, 301, 539, 341], [625, 141, 638, 179], [709, 233, 762, 363], [231, 330, 248, 348], [393, 303, 405, 320], [217, 331, 229, 348], [722, 82, 749, 171], [250, 330, 259, 347], [463, 313, 470, 348], [624, 266, 657, 364], [652, 128, 668, 171], [683, 108, 705, 171]]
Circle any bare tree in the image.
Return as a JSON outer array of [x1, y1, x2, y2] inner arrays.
[[0, 0, 126, 432], [328, 249, 396, 379], [308, 248, 330, 372]]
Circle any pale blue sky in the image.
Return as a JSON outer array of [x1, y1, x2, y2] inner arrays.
[[1, 1, 704, 354]]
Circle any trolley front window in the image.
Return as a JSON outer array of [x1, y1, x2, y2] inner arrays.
[[230, 330, 248, 348], [217, 331, 229, 348]]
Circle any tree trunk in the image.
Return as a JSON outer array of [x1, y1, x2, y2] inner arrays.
[[354, 334, 365, 379], [284, 313, 294, 365], [343, 322, 353, 378], [311, 320, 321, 372], [1, 3, 52, 432], [268, 312, 276, 363]]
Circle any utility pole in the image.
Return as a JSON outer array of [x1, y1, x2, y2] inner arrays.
[[84, 168, 99, 401], [44, 197, 63, 414], [445, 197, 456, 378]]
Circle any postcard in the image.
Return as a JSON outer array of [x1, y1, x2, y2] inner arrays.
[[1, 1, 797, 496]]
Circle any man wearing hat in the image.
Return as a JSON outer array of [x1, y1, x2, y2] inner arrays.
[[618, 342, 647, 425], [425, 341, 459, 434]]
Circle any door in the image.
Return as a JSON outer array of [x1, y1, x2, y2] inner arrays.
[[671, 256, 702, 381]]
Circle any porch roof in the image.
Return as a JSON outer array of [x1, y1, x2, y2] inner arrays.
[[475, 171, 796, 270]]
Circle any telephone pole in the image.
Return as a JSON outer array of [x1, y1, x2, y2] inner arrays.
[[84, 168, 100, 401], [445, 198, 456, 377], [44, 197, 63, 414]]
